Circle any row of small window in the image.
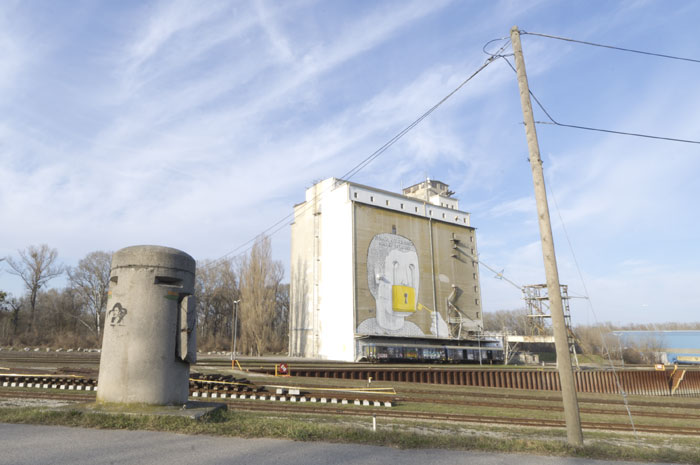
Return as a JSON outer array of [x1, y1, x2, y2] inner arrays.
[[354, 192, 468, 224]]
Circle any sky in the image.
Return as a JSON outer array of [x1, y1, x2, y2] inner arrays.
[[1, 0, 699, 326]]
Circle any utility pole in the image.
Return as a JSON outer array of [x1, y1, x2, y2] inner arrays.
[[231, 299, 241, 365], [510, 26, 584, 446]]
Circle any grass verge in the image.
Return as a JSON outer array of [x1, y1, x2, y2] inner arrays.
[[0, 406, 698, 464]]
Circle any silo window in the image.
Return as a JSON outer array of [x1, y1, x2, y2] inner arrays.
[[353, 192, 358, 199], [392, 225, 396, 234], [110, 276, 118, 284]]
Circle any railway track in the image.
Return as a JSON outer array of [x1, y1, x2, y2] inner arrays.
[[2, 387, 698, 437], [395, 386, 700, 410], [391, 394, 700, 420], [0, 390, 95, 403], [269, 366, 700, 397], [3, 352, 699, 397], [2, 372, 698, 437], [6, 370, 697, 411], [222, 401, 700, 436]]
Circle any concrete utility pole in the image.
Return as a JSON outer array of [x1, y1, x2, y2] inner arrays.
[[231, 299, 241, 363], [510, 26, 584, 446]]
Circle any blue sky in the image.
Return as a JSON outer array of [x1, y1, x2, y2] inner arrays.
[[1, 0, 699, 325]]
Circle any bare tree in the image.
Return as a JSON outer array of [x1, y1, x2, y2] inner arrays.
[[195, 257, 238, 349], [0, 293, 23, 339], [238, 236, 283, 355], [273, 283, 290, 351], [0, 290, 8, 340], [5, 295, 23, 336], [483, 308, 530, 334], [39, 288, 79, 338], [5, 245, 64, 334], [68, 251, 112, 338]]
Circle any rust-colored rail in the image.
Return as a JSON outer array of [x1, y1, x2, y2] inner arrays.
[[284, 367, 700, 397], [222, 400, 700, 436], [2, 389, 697, 436]]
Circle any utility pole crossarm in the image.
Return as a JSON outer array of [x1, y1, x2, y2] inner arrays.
[[510, 25, 584, 447]]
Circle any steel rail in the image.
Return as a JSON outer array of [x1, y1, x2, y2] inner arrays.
[[396, 387, 700, 409], [221, 400, 700, 436], [3, 353, 700, 397], [392, 395, 700, 420], [2, 384, 697, 436]]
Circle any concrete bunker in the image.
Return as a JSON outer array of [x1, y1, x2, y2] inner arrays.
[[97, 245, 196, 405]]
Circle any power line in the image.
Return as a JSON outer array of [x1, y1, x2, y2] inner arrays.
[[461, 249, 522, 292], [341, 53, 502, 181], [482, 36, 512, 58], [205, 50, 504, 267], [499, 56, 700, 145], [535, 118, 700, 145], [519, 30, 700, 64]]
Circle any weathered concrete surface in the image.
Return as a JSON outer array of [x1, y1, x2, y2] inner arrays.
[[0, 423, 677, 465], [97, 245, 196, 405]]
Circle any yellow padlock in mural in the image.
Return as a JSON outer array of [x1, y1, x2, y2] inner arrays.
[[392, 285, 416, 312]]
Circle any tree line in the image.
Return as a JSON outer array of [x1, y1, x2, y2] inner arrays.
[[483, 308, 700, 364], [0, 238, 288, 355]]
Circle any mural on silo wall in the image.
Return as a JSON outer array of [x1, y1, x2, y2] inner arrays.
[[354, 203, 481, 340], [357, 233, 448, 337]]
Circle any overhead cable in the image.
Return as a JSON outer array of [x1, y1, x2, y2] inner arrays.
[[341, 51, 503, 181], [499, 56, 700, 145], [206, 49, 504, 266], [519, 30, 700, 64]]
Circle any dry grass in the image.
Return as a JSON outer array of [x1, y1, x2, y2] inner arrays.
[[0, 405, 698, 464]]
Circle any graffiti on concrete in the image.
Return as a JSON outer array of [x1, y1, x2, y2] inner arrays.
[[108, 302, 127, 326]]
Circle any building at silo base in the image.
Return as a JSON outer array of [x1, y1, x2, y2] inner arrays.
[[289, 177, 487, 362]]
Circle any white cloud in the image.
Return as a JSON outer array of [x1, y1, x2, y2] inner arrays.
[[2, 1, 700, 326], [486, 196, 535, 218], [0, 27, 24, 96], [253, 0, 296, 64], [123, 1, 231, 79]]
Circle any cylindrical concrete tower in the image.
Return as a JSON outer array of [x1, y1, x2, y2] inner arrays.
[[97, 245, 197, 405]]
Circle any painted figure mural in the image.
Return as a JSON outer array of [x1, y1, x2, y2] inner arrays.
[[357, 233, 448, 337]]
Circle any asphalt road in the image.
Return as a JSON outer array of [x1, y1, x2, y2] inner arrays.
[[0, 423, 674, 465]]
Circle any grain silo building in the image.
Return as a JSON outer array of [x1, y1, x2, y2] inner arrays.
[[289, 177, 483, 362]]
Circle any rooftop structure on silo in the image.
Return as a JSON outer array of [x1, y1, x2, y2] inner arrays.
[[402, 178, 457, 208]]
